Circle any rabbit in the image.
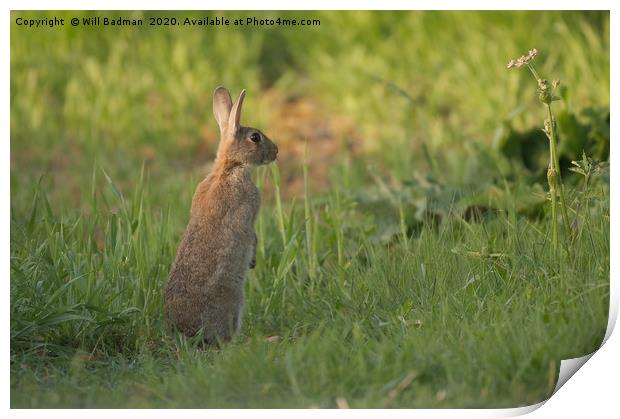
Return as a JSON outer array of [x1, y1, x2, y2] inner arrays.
[[164, 86, 278, 345]]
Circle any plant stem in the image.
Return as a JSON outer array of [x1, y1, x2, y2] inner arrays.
[[548, 164, 558, 254], [303, 140, 316, 280], [270, 164, 287, 245], [546, 103, 572, 252], [526, 64, 541, 82]]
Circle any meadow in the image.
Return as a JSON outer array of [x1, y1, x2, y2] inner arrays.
[[10, 10, 610, 407]]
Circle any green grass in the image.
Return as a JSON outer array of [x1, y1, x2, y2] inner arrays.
[[10, 163, 609, 408], [10, 10, 609, 408]]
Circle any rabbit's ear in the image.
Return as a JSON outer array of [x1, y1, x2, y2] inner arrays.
[[228, 89, 246, 134], [213, 86, 233, 133]]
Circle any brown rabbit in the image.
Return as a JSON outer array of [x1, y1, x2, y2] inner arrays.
[[164, 86, 278, 344]]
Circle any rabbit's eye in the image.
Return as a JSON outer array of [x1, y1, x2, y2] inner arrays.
[[250, 133, 261, 143]]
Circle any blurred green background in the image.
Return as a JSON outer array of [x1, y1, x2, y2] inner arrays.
[[11, 10, 609, 209]]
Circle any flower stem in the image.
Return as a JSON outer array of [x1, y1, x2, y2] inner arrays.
[[526, 64, 541, 82], [548, 165, 559, 254], [545, 103, 572, 254]]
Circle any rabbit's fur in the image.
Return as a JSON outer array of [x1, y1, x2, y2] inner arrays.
[[164, 87, 278, 344]]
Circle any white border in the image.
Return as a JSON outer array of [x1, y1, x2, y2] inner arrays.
[[3, 1, 617, 418]]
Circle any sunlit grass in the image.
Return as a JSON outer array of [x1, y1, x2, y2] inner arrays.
[[10, 159, 609, 407]]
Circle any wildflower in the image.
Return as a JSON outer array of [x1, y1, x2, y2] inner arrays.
[[538, 79, 553, 104], [506, 48, 538, 68], [507, 48, 572, 254], [538, 79, 561, 104]]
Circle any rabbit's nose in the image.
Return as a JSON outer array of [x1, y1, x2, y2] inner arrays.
[[274, 145, 279, 156]]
